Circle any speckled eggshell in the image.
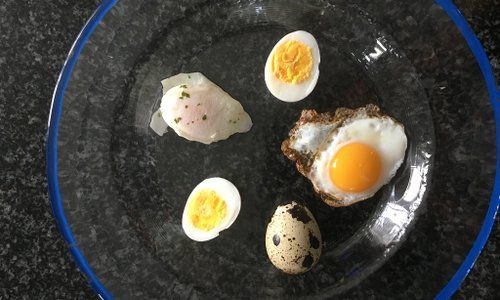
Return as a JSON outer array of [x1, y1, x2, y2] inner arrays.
[[265, 201, 322, 274]]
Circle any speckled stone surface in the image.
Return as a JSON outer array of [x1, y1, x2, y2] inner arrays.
[[0, 1, 498, 299], [0, 1, 99, 299], [451, 2, 500, 298]]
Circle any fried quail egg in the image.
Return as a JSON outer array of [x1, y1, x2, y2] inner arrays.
[[310, 115, 407, 205], [265, 201, 322, 274], [282, 105, 407, 206], [264, 31, 320, 102], [182, 177, 241, 242]]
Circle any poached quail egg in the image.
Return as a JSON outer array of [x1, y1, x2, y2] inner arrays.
[[182, 177, 241, 242], [150, 72, 252, 144], [264, 31, 321, 102]]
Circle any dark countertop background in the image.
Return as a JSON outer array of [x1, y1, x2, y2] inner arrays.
[[0, 0, 498, 299]]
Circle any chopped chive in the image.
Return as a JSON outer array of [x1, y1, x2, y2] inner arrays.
[[157, 111, 162, 117], [181, 91, 190, 98], [174, 117, 182, 124], [202, 114, 207, 121], [180, 84, 187, 89], [188, 75, 191, 79]]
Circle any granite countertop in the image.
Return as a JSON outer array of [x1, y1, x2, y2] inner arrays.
[[0, 0, 498, 299]]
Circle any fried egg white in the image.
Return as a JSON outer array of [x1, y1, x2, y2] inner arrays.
[[309, 115, 407, 205]]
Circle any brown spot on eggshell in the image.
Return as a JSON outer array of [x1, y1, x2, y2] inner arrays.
[[273, 234, 280, 246], [302, 253, 314, 269], [309, 232, 320, 249], [286, 204, 312, 223]]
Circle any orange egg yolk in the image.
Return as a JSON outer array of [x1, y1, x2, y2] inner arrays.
[[272, 40, 313, 84], [329, 142, 382, 193], [188, 189, 227, 231]]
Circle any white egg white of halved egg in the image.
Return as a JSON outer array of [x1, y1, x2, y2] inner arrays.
[[182, 177, 241, 242], [264, 31, 320, 102], [309, 116, 407, 205]]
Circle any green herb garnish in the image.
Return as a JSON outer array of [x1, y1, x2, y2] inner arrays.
[[181, 91, 190, 98], [180, 84, 188, 89], [174, 117, 182, 124], [202, 114, 207, 121]]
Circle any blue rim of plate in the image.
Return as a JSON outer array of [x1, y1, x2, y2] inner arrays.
[[46, 0, 500, 299]]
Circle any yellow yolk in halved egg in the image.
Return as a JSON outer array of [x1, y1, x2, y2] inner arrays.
[[272, 40, 313, 84], [188, 189, 227, 231], [329, 142, 382, 193]]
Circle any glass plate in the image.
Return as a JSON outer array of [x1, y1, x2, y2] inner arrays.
[[47, 0, 499, 298]]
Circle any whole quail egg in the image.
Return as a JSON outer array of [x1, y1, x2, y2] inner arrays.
[[265, 201, 322, 274]]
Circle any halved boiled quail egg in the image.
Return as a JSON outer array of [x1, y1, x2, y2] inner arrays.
[[264, 31, 321, 102], [182, 177, 241, 242]]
